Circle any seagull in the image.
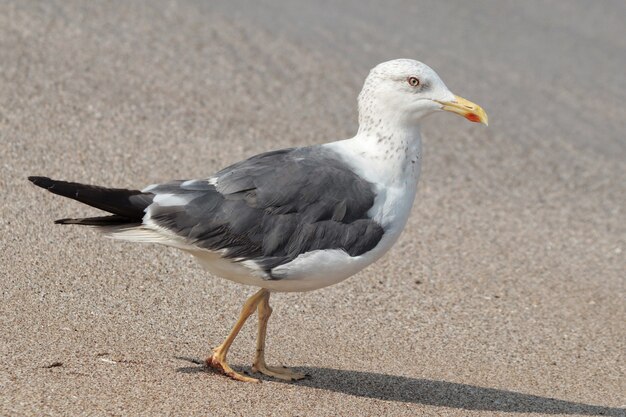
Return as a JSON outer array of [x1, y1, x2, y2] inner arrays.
[[29, 59, 487, 383]]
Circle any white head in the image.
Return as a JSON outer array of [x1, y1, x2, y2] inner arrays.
[[357, 59, 487, 133]]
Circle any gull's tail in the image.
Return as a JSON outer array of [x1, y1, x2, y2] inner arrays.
[[28, 176, 153, 226]]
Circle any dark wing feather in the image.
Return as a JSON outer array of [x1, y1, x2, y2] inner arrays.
[[28, 176, 153, 223], [147, 147, 384, 277]]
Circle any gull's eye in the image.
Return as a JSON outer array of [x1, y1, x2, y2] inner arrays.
[[407, 76, 420, 87]]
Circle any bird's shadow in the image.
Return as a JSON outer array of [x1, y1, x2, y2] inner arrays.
[[176, 357, 623, 416]]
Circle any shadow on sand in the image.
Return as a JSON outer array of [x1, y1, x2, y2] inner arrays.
[[176, 357, 623, 416]]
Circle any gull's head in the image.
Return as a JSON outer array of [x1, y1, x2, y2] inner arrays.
[[358, 59, 488, 131]]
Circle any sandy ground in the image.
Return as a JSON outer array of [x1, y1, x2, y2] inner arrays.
[[1, 1, 625, 416]]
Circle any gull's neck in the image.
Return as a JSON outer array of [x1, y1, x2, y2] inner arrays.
[[327, 119, 422, 188]]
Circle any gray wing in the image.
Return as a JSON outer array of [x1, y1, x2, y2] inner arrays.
[[145, 147, 384, 277]]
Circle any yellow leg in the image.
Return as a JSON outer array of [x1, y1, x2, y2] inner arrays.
[[251, 292, 307, 381], [205, 288, 268, 383]]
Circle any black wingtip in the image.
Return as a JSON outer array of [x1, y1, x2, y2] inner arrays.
[[27, 176, 152, 220], [28, 176, 53, 188]]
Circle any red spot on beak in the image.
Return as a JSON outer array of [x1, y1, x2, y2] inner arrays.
[[465, 113, 481, 123]]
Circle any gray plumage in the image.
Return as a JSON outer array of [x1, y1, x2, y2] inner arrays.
[[30, 147, 385, 277], [147, 147, 384, 275]]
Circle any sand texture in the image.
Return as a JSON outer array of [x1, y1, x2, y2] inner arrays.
[[1, 1, 624, 416]]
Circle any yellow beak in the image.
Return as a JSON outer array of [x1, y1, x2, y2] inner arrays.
[[437, 95, 489, 126]]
